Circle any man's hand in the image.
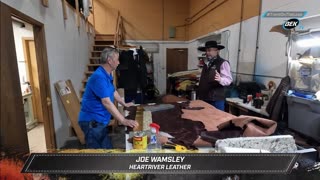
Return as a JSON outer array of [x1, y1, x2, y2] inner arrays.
[[124, 102, 135, 107], [120, 118, 139, 128], [214, 70, 221, 82]]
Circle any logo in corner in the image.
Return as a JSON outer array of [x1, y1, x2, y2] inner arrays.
[[283, 18, 300, 30]]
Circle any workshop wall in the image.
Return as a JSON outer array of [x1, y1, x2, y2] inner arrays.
[[188, 0, 320, 88], [255, 0, 320, 86], [93, 0, 189, 41], [12, 21, 34, 84], [187, 0, 260, 40], [93, 0, 260, 41], [1, 0, 94, 148]]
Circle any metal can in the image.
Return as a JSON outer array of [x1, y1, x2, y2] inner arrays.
[[133, 131, 147, 149]]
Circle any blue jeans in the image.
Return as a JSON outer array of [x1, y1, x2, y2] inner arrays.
[[125, 92, 144, 104], [206, 100, 225, 111], [79, 121, 113, 149]]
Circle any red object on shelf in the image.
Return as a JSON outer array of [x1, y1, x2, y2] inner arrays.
[[256, 93, 262, 98], [199, 59, 204, 65]]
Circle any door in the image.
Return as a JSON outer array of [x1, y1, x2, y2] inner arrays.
[[0, 2, 56, 155], [23, 38, 44, 123], [0, 3, 29, 155], [166, 48, 188, 74], [166, 48, 188, 93]]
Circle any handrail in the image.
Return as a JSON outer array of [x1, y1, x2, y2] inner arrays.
[[114, 11, 120, 46], [114, 11, 124, 47], [93, 1, 124, 46]]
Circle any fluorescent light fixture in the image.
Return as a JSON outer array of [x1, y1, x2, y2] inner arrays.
[[296, 37, 320, 47]]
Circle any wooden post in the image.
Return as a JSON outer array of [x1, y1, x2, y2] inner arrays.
[[92, 0, 96, 30], [86, 20, 89, 33], [75, 0, 80, 27], [41, 0, 49, 7], [61, 0, 67, 19]]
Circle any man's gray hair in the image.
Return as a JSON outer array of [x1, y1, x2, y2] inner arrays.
[[100, 47, 119, 64]]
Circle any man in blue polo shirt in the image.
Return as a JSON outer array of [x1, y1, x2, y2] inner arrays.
[[79, 47, 138, 149]]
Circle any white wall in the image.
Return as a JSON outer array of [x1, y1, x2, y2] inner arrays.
[[2, 0, 94, 148], [187, 0, 320, 88], [255, 0, 320, 86], [238, 17, 259, 79], [188, 20, 251, 84], [12, 21, 34, 85]]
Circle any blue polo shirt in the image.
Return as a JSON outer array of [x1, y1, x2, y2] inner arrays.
[[79, 66, 115, 125]]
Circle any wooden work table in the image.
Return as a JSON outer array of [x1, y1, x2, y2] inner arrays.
[[124, 100, 237, 152], [226, 98, 269, 117]]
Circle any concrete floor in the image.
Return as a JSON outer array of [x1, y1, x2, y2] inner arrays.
[[27, 123, 47, 153]]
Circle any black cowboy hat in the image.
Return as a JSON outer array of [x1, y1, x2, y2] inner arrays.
[[197, 41, 225, 51]]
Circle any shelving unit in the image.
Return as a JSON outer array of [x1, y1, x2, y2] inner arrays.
[[197, 53, 206, 68], [23, 93, 36, 130], [284, 15, 320, 142]]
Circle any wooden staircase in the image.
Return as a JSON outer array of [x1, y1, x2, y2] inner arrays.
[[80, 34, 115, 99], [78, 11, 130, 128], [80, 11, 125, 100]]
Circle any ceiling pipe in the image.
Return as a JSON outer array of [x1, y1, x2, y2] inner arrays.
[[235, 0, 244, 84], [188, 0, 228, 25], [253, 0, 263, 80], [176, 0, 228, 28], [186, 0, 218, 22]]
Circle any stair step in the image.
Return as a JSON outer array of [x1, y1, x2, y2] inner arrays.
[[85, 71, 94, 74], [82, 79, 88, 89], [80, 88, 85, 97], [87, 64, 100, 66], [93, 45, 115, 51], [95, 34, 115, 41], [95, 39, 114, 42], [87, 63, 100, 71], [89, 57, 100, 65], [95, 40, 114, 45], [91, 51, 102, 56], [93, 45, 114, 48], [85, 71, 94, 75]]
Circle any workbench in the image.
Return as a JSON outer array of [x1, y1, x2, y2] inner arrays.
[[124, 100, 236, 151], [226, 98, 269, 118]]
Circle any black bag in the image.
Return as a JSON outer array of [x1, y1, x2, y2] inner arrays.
[[237, 82, 262, 100]]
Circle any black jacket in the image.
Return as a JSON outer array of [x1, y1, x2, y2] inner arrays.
[[197, 56, 227, 101]]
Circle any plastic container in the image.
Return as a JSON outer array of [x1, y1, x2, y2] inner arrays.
[[287, 95, 320, 142], [148, 123, 161, 150], [191, 91, 196, 100]]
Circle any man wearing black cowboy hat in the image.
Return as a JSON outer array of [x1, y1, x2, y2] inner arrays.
[[197, 41, 232, 111]]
